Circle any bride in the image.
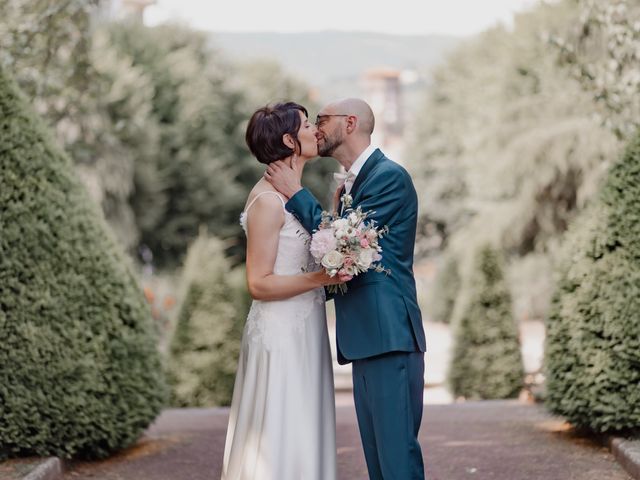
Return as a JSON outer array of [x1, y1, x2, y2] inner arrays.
[[221, 102, 345, 480]]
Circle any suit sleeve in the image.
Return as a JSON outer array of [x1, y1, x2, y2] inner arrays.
[[285, 188, 324, 234]]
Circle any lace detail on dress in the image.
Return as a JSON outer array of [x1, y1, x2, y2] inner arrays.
[[243, 291, 318, 352]]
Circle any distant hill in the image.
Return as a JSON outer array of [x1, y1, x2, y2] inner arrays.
[[209, 31, 461, 103]]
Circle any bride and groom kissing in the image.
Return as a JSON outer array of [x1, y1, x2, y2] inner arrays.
[[221, 98, 426, 480]]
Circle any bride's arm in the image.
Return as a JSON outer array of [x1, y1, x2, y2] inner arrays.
[[245, 194, 337, 301]]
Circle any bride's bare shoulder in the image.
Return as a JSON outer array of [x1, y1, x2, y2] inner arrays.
[[245, 179, 285, 209]]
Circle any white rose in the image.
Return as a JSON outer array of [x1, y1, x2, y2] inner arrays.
[[333, 218, 349, 230], [356, 248, 374, 270], [348, 212, 359, 225], [322, 250, 344, 271]]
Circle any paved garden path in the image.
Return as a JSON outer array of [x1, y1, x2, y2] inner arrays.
[[62, 398, 630, 480]]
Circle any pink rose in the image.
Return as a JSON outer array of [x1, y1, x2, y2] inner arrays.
[[343, 256, 355, 267], [360, 238, 369, 248], [310, 228, 337, 262]]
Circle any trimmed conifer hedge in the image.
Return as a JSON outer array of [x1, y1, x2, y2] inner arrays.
[[168, 232, 250, 407], [448, 245, 524, 399], [0, 69, 166, 459], [545, 131, 640, 432]]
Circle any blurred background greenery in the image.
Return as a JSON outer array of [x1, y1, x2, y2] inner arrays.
[[2, 0, 639, 434]]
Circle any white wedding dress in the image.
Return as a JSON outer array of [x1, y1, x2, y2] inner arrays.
[[221, 191, 337, 480]]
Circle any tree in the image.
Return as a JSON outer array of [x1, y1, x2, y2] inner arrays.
[[407, 1, 619, 259], [551, 0, 640, 140], [167, 231, 251, 407], [107, 23, 336, 268], [448, 245, 524, 400], [95, 23, 244, 267], [0, 68, 166, 459], [1, 2, 163, 253], [545, 130, 640, 432], [3, 9, 336, 266], [66, 27, 162, 252], [0, 1, 98, 99], [429, 254, 461, 324], [405, 0, 620, 323]]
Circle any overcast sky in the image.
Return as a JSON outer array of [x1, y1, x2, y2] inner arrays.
[[144, 0, 542, 36]]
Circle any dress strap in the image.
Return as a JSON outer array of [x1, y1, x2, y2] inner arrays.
[[244, 191, 287, 215]]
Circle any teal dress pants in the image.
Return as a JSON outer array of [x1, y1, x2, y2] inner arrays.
[[351, 351, 425, 479]]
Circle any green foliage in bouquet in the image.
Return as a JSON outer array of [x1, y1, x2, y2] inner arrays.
[[448, 245, 524, 399], [0, 69, 166, 460], [167, 231, 251, 407], [545, 130, 640, 432]]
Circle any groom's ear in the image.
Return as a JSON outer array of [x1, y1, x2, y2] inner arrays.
[[282, 133, 295, 149], [345, 115, 358, 134]]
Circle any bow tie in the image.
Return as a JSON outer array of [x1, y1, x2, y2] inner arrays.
[[333, 171, 356, 184]]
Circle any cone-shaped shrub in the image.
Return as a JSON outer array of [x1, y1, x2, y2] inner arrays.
[[545, 131, 640, 432], [168, 232, 251, 407], [0, 69, 166, 459], [448, 245, 524, 399]]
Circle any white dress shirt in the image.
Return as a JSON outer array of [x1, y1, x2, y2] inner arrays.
[[344, 144, 377, 194]]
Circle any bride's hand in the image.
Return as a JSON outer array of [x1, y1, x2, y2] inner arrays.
[[314, 270, 352, 286], [264, 154, 303, 199]]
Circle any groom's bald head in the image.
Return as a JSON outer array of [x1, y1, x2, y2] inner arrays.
[[325, 98, 375, 136], [315, 98, 375, 161]]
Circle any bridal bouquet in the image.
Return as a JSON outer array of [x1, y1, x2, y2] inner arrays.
[[310, 194, 389, 294]]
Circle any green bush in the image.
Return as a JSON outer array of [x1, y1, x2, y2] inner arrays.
[[430, 254, 461, 323], [545, 131, 640, 432], [448, 245, 524, 399], [0, 69, 166, 459], [167, 231, 251, 407]]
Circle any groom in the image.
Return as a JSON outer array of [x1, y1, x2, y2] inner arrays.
[[266, 98, 426, 479]]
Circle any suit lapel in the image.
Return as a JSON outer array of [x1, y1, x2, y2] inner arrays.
[[349, 148, 385, 199]]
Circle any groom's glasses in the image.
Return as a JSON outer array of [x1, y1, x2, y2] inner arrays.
[[315, 114, 349, 126]]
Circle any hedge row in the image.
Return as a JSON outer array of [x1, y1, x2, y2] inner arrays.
[[0, 68, 166, 459], [545, 130, 640, 432]]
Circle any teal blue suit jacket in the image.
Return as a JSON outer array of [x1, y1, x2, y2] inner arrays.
[[286, 148, 426, 364]]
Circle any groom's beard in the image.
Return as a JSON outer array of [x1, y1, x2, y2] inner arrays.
[[318, 131, 344, 157]]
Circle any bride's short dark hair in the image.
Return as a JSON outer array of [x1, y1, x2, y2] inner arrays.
[[245, 102, 308, 164]]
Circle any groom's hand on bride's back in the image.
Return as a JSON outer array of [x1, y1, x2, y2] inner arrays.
[[264, 157, 303, 199]]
